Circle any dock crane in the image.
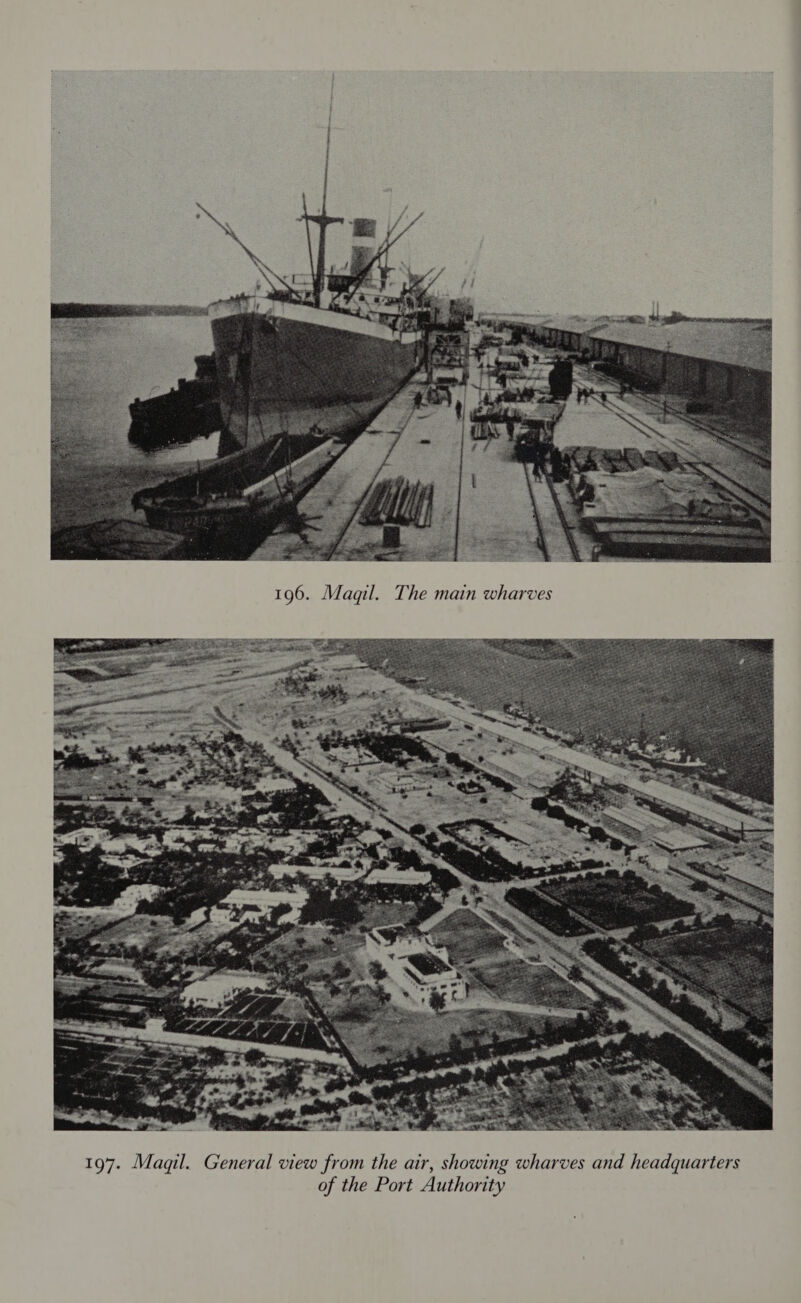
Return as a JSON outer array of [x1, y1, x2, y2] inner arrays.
[[460, 235, 484, 298]]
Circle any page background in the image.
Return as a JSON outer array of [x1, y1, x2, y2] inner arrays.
[[3, 2, 799, 1299]]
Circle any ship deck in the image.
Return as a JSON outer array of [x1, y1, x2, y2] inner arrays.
[[251, 333, 771, 563]]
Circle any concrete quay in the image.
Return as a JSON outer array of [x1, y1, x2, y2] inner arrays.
[[251, 330, 770, 562]]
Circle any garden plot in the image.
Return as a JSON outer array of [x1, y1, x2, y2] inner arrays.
[[429, 909, 590, 1009], [543, 871, 695, 931], [316, 981, 552, 1070], [169, 991, 329, 1051]]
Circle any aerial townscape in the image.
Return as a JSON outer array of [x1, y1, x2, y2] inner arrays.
[[54, 639, 773, 1130]]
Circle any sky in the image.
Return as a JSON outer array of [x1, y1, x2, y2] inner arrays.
[[51, 71, 772, 318]]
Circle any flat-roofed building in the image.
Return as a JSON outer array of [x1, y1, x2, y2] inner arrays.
[[652, 827, 709, 853], [181, 971, 275, 1009], [162, 827, 203, 849], [56, 825, 104, 850], [601, 804, 672, 844], [250, 775, 296, 796], [484, 750, 562, 794], [366, 925, 467, 1007]]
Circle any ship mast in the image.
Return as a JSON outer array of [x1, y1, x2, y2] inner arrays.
[[305, 74, 343, 307], [381, 187, 392, 289]]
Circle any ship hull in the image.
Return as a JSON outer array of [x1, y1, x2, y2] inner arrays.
[[209, 296, 423, 450]]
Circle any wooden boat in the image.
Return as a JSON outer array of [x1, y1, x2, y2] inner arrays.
[[131, 431, 341, 549]]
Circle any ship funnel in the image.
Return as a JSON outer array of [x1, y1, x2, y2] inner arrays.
[[350, 218, 377, 280]]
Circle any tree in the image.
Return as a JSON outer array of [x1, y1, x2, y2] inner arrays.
[[429, 991, 446, 1013], [274, 1061, 303, 1100]]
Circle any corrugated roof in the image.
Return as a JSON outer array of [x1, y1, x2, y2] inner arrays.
[[588, 320, 771, 372], [625, 778, 772, 833], [588, 322, 670, 350]]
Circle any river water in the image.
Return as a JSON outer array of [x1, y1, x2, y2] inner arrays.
[[51, 316, 220, 532], [350, 639, 773, 803]]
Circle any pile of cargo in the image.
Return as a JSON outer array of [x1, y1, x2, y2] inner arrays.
[[562, 445, 679, 474], [558, 446, 768, 559], [359, 476, 434, 528]]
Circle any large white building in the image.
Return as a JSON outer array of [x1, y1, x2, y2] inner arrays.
[[366, 925, 467, 1008]]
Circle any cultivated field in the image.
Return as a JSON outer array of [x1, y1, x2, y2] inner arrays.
[[429, 910, 590, 1009], [256, 902, 418, 975], [170, 991, 329, 1051], [641, 922, 772, 1023], [296, 1052, 732, 1131], [55, 1031, 212, 1119]]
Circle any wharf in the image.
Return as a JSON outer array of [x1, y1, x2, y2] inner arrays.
[[246, 330, 770, 563], [250, 354, 545, 562]]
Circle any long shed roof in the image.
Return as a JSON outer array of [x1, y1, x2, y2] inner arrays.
[[588, 319, 771, 372]]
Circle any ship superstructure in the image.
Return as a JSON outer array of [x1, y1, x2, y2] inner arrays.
[[205, 76, 432, 453]]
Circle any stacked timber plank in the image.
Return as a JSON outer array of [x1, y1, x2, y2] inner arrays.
[[359, 477, 434, 528]]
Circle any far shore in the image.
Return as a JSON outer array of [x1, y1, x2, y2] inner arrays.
[[52, 303, 207, 319]]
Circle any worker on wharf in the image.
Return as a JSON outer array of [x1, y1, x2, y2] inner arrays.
[[530, 430, 543, 481]]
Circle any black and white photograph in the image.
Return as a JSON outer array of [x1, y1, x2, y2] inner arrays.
[[51, 71, 772, 562], [54, 638, 773, 1131]]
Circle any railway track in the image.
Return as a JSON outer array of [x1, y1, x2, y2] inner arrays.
[[573, 361, 771, 469], [522, 462, 582, 561], [585, 392, 771, 523], [629, 389, 771, 468]]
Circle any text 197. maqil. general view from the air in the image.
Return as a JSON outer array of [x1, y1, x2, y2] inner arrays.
[[51, 72, 771, 561], [54, 639, 773, 1130]]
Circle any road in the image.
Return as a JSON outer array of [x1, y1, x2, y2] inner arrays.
[[213, 693, 772, 1110]]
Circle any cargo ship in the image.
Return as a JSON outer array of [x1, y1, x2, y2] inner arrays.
[[625, 717, 706, 773], [206, 75, 428, 455], [132, 76, 434, 554]]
